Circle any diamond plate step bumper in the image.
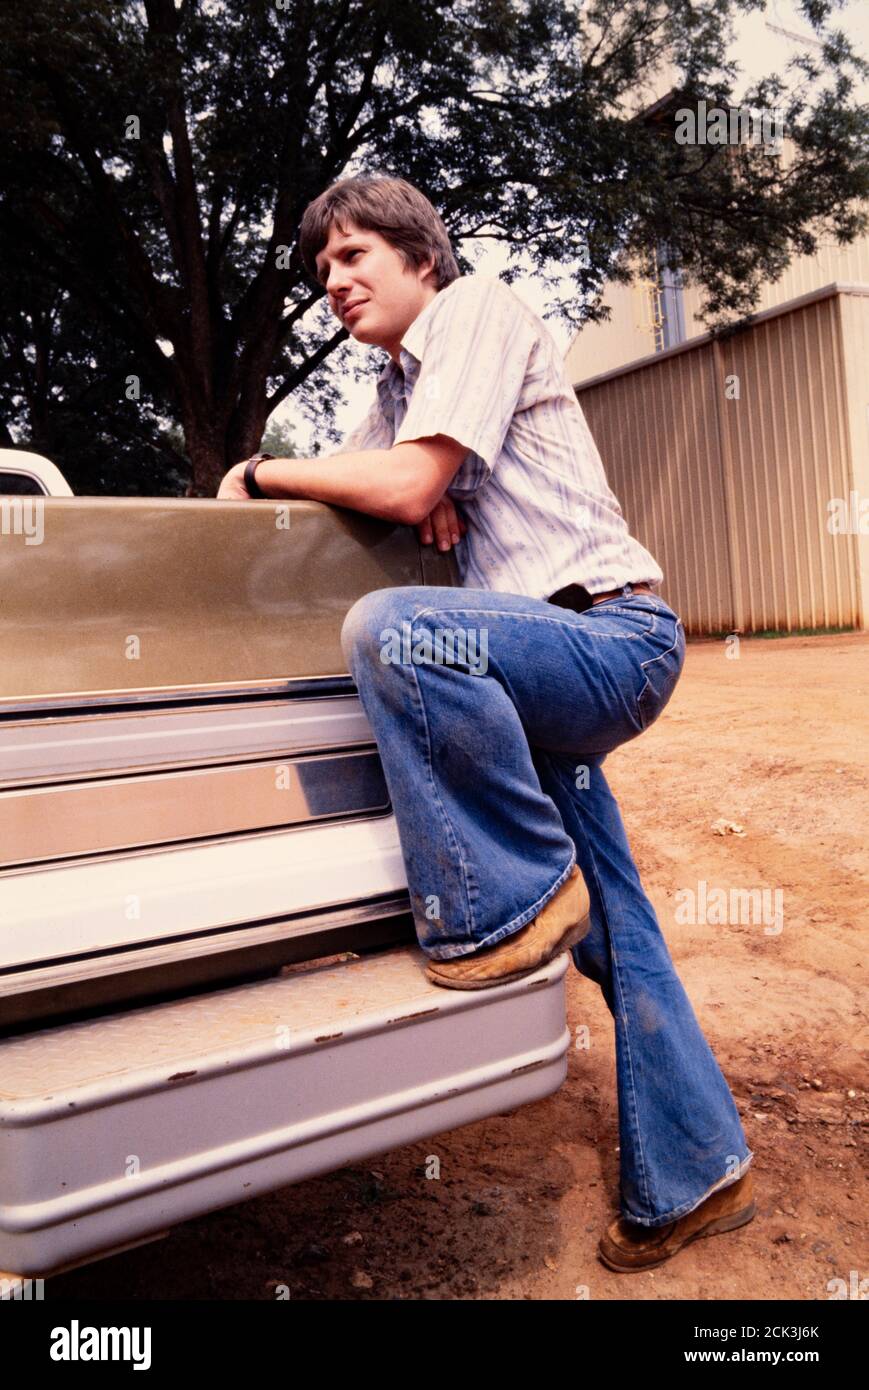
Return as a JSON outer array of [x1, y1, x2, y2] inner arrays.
[[0, 946, 570, 1275]]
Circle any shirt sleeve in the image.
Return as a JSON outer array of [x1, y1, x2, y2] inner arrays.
[[330, 396, 393, 455], [392, 277, 538, 499]]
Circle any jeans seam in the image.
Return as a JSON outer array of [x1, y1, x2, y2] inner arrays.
[[635, 625, 684, 723], [410, 605, 654, 639], [553, 757, 654, 1217], [589, 605, 660, 617], [405, 657, 480, 942], [610, 952, 652, 1216]]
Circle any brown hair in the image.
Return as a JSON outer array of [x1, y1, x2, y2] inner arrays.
[[299, 174, 461, 292]]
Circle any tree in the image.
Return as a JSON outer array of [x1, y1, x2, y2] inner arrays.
[[0, 221, 190, 493], [1, 0, 867, 494]]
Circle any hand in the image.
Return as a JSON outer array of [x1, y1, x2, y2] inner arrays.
[[416, 495, 467, 551], [216, 461, 251, 499]]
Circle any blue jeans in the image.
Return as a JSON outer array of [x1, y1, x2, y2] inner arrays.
[[340, 582, 753, 1226]]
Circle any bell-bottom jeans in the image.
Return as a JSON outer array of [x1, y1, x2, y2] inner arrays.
[[340, 582, 753, 1227]]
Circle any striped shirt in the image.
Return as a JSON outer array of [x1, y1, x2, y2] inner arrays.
[[334, 273, 664, 600]]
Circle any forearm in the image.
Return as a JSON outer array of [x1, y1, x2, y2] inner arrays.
[[251, 448, 420, 523]]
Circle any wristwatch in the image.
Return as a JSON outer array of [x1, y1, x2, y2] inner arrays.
[[243, 453, 274, 498]]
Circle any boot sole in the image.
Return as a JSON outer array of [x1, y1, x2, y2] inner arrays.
[[597, 1200, 757, 1273], [425, 913, 591, 990]]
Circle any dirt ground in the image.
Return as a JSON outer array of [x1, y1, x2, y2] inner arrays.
[[52, 631, 868, 1301]]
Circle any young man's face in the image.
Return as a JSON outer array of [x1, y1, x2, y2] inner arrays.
[[314, 218, 438, 363]]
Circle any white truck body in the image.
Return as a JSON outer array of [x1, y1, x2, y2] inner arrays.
[[0, 450, 571, 1278]]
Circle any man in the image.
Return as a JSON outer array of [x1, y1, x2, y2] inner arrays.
[[217, 174, 754, 1273]]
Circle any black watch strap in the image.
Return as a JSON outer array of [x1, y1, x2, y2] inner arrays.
[[243, 453, 273, 498]]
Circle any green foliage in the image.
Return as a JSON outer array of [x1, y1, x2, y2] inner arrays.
[[260, 417, 299, 459]]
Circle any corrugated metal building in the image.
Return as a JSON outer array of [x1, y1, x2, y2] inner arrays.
[[567, 204, 869, 633]]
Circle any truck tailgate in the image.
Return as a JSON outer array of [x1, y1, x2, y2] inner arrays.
[[0, 947, 570, 1276]]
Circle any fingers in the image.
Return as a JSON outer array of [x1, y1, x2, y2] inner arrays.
[[450, 498, 468, 539], [431, 500, 453, 551], [217, 462, 252, 499], [418, 497, 465, 550], [444, 495, 465, 543]]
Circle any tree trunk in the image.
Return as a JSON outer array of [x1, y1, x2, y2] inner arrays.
[[182, 399, 271, 496], [183, 420, 230, 497]]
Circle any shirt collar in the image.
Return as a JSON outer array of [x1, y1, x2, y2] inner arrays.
[[376, 358, 409, 411]]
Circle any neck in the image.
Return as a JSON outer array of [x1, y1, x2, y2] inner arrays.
[[386, 284, 439, 362]]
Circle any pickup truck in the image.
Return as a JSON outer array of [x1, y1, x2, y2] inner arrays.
[[0, 448, 572, 1281]]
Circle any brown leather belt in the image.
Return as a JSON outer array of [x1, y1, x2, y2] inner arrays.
[[547, 581, 655, 614], [590, 582, 654, 605]]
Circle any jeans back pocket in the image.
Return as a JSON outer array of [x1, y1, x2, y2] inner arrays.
[[635, 619, 686, 730]]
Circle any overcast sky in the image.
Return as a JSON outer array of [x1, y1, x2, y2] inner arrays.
[[276, 0, 869, 455]]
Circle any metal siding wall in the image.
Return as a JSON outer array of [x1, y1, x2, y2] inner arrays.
[[836, 293, 869, 630], [718, 299, 858, 630], [580, 350, 734, 632], [577, 291, 864, 633]]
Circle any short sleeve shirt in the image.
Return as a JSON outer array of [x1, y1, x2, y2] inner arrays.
[[334, 274, 664, 600]]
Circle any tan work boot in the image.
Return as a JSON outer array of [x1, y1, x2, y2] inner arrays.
[[598, 1170, 756, 1272], [424, 864, 591, 990]]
